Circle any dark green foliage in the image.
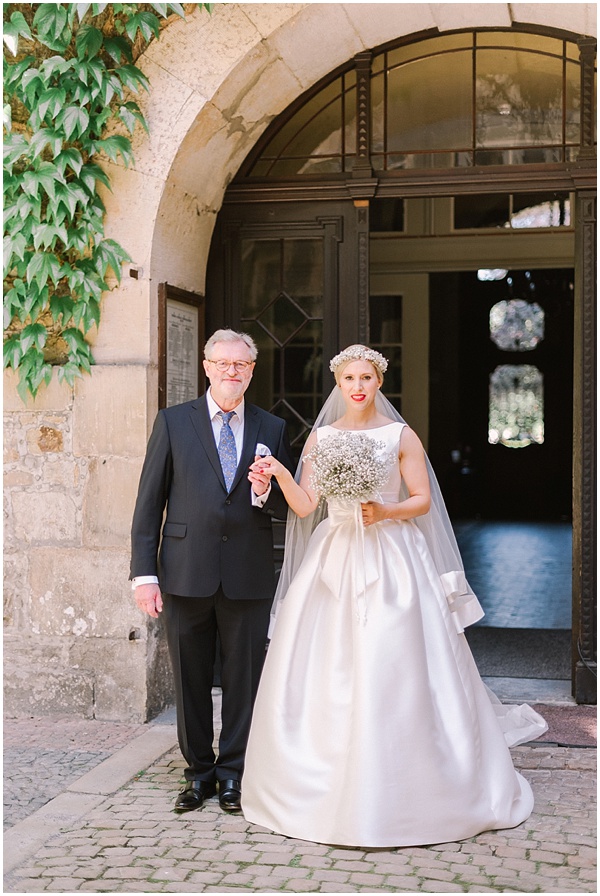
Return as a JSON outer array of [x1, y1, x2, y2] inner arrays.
[[3, 3, 212, 400]]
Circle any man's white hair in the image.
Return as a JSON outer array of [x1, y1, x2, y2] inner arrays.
[[204, 329, 258, 361]]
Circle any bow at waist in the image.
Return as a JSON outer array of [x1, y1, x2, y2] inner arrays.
[[320, 500, 381, 621]]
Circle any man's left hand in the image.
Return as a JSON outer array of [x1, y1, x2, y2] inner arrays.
[[249, 455, 272, 496]]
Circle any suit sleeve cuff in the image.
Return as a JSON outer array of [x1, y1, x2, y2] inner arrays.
[[251, 483, 272, 507]]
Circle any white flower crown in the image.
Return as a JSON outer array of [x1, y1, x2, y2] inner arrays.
[[329, 345, 389, 376]]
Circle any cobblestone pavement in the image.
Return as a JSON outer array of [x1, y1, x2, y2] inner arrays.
[[4, 716, 147, 830], [3, 719, 597, 894]]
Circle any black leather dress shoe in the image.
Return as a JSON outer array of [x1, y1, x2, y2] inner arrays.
[[174, 780, 217, 813], [218, 778, 242, 812]]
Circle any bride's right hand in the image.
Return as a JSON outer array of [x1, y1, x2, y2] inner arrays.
[[249, 455, 290, 481]]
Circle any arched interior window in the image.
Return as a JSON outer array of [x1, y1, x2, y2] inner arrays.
[[489, 364, 545, 448], [243, 30, 585, 177], [490, 299, 545, 351]]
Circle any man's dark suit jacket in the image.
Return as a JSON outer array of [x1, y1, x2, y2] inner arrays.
[[130, 394, 293, 600]]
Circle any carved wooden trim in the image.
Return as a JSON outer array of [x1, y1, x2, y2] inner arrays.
[[578, 38, 596, 161], [353, 51, 373, 178], [572, 190, 597, 703]]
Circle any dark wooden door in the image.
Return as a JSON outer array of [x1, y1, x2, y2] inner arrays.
[[207, 201, 360, 454]]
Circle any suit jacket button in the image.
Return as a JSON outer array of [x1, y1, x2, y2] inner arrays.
[[222, 535, 228, 542], [225, 499, 231, 505]]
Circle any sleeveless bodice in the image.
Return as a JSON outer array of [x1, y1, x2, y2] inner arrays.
[[317, 422, 404, 520]]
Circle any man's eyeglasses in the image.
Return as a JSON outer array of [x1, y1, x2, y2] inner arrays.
[[207, 359, 253, 373]]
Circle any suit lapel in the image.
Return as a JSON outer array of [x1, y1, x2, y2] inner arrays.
[[230, 404, 261, 493], [190, 395, 227, 489]]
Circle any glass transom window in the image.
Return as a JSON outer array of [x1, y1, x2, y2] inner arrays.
[[242, 30, 585, 178]]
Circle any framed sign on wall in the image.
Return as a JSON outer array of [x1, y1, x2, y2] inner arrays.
[[158, 283, 205, 409]]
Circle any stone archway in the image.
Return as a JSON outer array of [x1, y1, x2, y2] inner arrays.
[[4, 4, 596, 721]]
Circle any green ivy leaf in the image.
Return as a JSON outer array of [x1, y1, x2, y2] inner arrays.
[[115, 64, 150, 94], [55, 105, 90, 141], [3, 56, 36, 92], [117, 101, 149, 135], [16, 347, 53, 401], [94, 135, 134, 167], [39, 55, 75, 83], [124, 11, 161, 43], [3, 11, 34, 56], [26, 252, 63, 290], [104, 36, 133, 64], [55, 148, 84, 177], [3, 134, 29, 170], [3, 335, 23, 370], [75, 23, 104, 59], [50, 293, 75, 325], [3, 232, 29, 272], [29, 128, 63, 159], [20, 323, 48, 355], [94, 238, 132, 281], [38, 87, 67, 122], [76, 4, 92, 22], [32, 4, 70, 52]]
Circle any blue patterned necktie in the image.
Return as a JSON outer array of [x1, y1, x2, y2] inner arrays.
[[217, 411, 237, 491]]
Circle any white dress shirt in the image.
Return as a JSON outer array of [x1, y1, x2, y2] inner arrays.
[[132, 390, 270, 590]]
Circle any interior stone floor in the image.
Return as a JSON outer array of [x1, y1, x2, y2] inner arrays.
[[454, 520, 572, 629]]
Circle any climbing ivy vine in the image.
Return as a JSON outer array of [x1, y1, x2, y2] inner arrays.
[[3, 3, 212, 401]]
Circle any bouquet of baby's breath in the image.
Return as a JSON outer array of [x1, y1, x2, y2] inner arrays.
[[304, 431, 394, 502]]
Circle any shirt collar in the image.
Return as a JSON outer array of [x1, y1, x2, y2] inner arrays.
[[207, 389, 245, 425]]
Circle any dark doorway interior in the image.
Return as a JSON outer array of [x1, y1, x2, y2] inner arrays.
[[429, 269, 574, 677], [429, 268, 574, 522]]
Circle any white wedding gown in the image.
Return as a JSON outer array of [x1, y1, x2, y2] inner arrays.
[[242, 423, 547, 847]]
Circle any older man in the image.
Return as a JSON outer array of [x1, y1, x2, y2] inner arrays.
[[131, 329, 293, 812]]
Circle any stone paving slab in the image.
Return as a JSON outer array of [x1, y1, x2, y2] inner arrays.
[[4, 741, 596, 894]]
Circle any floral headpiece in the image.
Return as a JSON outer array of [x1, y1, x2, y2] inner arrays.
[[329, 345, 388, 377]]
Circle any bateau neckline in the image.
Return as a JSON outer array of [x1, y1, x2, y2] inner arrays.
[[324, 421, 403, 432]]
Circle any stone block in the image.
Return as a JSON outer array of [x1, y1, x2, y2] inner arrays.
[[89, 279, 153, 365], [83, 457, 143, 548], [3, 368, 73, 413], [243, 3, 308, 37], [99, 162, 164, 269], [3, 633, 95, 718], [130, 56, 200, 180], [511, 4, 596, 36], [145, 3, 261, 99], [69, 637, 153, 723], [28, 548, 135, 639], [3, 550, 30, 628], [152, 184, 215, 291], [72, 365, 149, 458], [429, 2, 511, 30], [268, 4, 363, 89], [211, 41, 299, 130], [12, 490, 79, 545], [343, 3, 437, 47]]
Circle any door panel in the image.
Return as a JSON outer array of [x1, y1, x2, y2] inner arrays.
[[208, 202, 359, 452]]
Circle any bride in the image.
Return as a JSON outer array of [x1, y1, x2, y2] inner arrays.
[[244, 345, 547, 848]]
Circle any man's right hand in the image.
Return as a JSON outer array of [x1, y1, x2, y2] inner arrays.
[[134, 583, 163, 618]]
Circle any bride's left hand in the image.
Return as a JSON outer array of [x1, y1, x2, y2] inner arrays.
[[361, 501, 386, 526]]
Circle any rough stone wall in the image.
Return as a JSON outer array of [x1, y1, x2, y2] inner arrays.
[[3, 3, 596, 721]]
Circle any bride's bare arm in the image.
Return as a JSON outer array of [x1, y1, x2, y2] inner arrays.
[[249, 432, 320, 518], [361, 427, 431, 526]]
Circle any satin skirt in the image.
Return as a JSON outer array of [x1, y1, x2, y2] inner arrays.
[[242, 508, 547, 847]]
